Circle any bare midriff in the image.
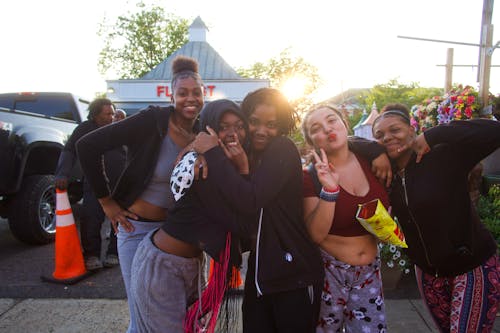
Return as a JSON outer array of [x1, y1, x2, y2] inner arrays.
[[153, 228, 202, 258], [320, 234, 378, 266], [128, 198, 167, 221]]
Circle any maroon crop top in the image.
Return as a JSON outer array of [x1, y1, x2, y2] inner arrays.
[[303, 154, 390, 237]]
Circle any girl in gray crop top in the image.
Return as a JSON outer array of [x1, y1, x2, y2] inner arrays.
[[139, 135, 181, 210]]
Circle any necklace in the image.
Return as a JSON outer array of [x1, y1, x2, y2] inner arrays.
[[170, 117, 195, 142]]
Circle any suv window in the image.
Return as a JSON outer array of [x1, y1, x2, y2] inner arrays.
[[14, 95, 76, 121], [77, 98, 89, 120], [0, 95, 14, 109]]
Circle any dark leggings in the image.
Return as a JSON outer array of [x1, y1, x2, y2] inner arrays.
[[80, 180, 117, 257]]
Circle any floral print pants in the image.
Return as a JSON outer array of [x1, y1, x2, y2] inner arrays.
[[415, 254, 500, 333], [317, 249, 387, 333]]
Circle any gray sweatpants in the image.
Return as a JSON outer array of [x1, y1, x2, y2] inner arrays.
[[130, 229, 202, 333]]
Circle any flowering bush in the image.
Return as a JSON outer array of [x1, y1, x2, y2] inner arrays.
[[410, 85, 482, 133], [378, 243, 412, 274], [410, 95, 443, 132]]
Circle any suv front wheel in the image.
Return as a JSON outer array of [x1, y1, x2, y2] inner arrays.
[[9, 175, 56, 244]]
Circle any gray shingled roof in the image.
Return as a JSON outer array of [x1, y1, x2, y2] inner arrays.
[[190, 16, 208, 30], [141, 41, 242, 80]]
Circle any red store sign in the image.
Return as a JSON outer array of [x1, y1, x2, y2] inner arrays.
[[156, 85, 216, 97]]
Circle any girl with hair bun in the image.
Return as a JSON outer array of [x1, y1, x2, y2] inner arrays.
[[77, 55, 204, 333]]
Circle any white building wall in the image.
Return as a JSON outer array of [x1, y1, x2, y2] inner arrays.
[[107, 80, 269, 102]]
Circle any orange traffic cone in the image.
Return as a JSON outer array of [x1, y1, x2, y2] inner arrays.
[[41, 188, 91, 284]]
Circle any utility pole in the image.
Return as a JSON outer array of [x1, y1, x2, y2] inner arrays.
[[478, 0, 494, 105], [445, 48, 454, 92], [398, 0, 497, 107]]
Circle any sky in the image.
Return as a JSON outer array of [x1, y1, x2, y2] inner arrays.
[[0, 0, 498, 102]]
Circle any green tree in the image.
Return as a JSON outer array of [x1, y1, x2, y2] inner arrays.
[[360, 78, 443, 111], [237, 48, 321, 111], [238, 48, 322, 151], [98, 1, 189, 79]]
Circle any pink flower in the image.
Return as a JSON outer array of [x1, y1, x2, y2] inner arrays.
[[467, 95, 475, 105], [465, 106, 473, 118]]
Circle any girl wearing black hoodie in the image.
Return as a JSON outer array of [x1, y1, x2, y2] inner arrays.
[[193, 88, 325, 333], [130, 99, 251, 333]]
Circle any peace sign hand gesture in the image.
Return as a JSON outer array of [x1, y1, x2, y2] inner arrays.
[[312, 148, 339, 190]]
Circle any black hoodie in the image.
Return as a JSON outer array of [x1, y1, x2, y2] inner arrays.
[[161, 99, 252, 265], [199, 99, 249, 148]]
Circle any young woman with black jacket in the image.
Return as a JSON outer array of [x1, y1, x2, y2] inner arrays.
[[76, 56, 204, 333], [130, 99, 252, 333], [372, 104, 500, 332], [192, 88, 324, 333]]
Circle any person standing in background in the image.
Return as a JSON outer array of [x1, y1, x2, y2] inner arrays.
[[114, 109, 127, 122], [55, 98, 116, 271]]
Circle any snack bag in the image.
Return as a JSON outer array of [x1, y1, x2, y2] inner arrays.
[[356, 199, 407, 248]]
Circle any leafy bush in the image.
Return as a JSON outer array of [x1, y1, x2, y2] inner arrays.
[[477, 184, 500, 244], [378, 243, 412, 274]]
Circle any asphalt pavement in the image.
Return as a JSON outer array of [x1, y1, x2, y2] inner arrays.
[[1, 218, 499, 332]]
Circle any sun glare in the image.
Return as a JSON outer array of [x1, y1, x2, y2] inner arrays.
[[281, 75, 308, 101]]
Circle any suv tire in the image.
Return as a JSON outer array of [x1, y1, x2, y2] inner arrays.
[[9, 175, 56, 244]]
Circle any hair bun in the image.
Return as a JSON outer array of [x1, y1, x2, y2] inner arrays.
[[171, 56, 199, 74]]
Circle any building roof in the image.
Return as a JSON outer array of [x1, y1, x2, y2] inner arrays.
[[190, 16, 209, 30], [362, 102, 379, 125], [353, 109, 368, 130], [141, 17, 241, 80]]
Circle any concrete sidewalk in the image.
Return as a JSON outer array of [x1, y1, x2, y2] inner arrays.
[[0, 298, 432, 332], [3, 297, 498, 332]]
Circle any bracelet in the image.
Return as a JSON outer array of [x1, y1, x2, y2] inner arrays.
[[322, 185, 340, 193], [319, 186, 340, 202]]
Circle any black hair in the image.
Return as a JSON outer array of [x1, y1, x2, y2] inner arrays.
[[373, 103, 411, 129], [170, 56, 203, 92], [87, 98, 114, 121], [241, 88, 297, 136]]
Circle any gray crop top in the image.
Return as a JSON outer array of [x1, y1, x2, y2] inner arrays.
[[139, 134, 181, 210]]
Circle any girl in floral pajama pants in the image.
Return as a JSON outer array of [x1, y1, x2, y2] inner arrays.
[[317, 251, 387, 333]]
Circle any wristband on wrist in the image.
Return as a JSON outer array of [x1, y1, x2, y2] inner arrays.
[[319, 186, 340, 202], [322, 185, 340, 193]]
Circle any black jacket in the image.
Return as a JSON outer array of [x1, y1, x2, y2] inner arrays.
[[390, 119, 499, 277], [76, 106, 199, 208], [56, 120, 125, 191], [55, 120, 99, 179], [204, 136, 324, 295], [162, 100, 251, 266]]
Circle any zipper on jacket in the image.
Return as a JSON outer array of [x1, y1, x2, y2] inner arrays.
[[254, 208, 264, 297], [400, 170, 434, 272]]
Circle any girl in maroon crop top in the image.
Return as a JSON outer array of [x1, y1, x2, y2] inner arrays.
[[303, 155, 389, 236], [301, 104, 388, 332]]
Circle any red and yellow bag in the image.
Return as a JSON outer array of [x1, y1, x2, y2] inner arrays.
[[356, 199, 407, 248]]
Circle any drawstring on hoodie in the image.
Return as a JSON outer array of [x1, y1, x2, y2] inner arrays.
[[255, 208, 264, 297]]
